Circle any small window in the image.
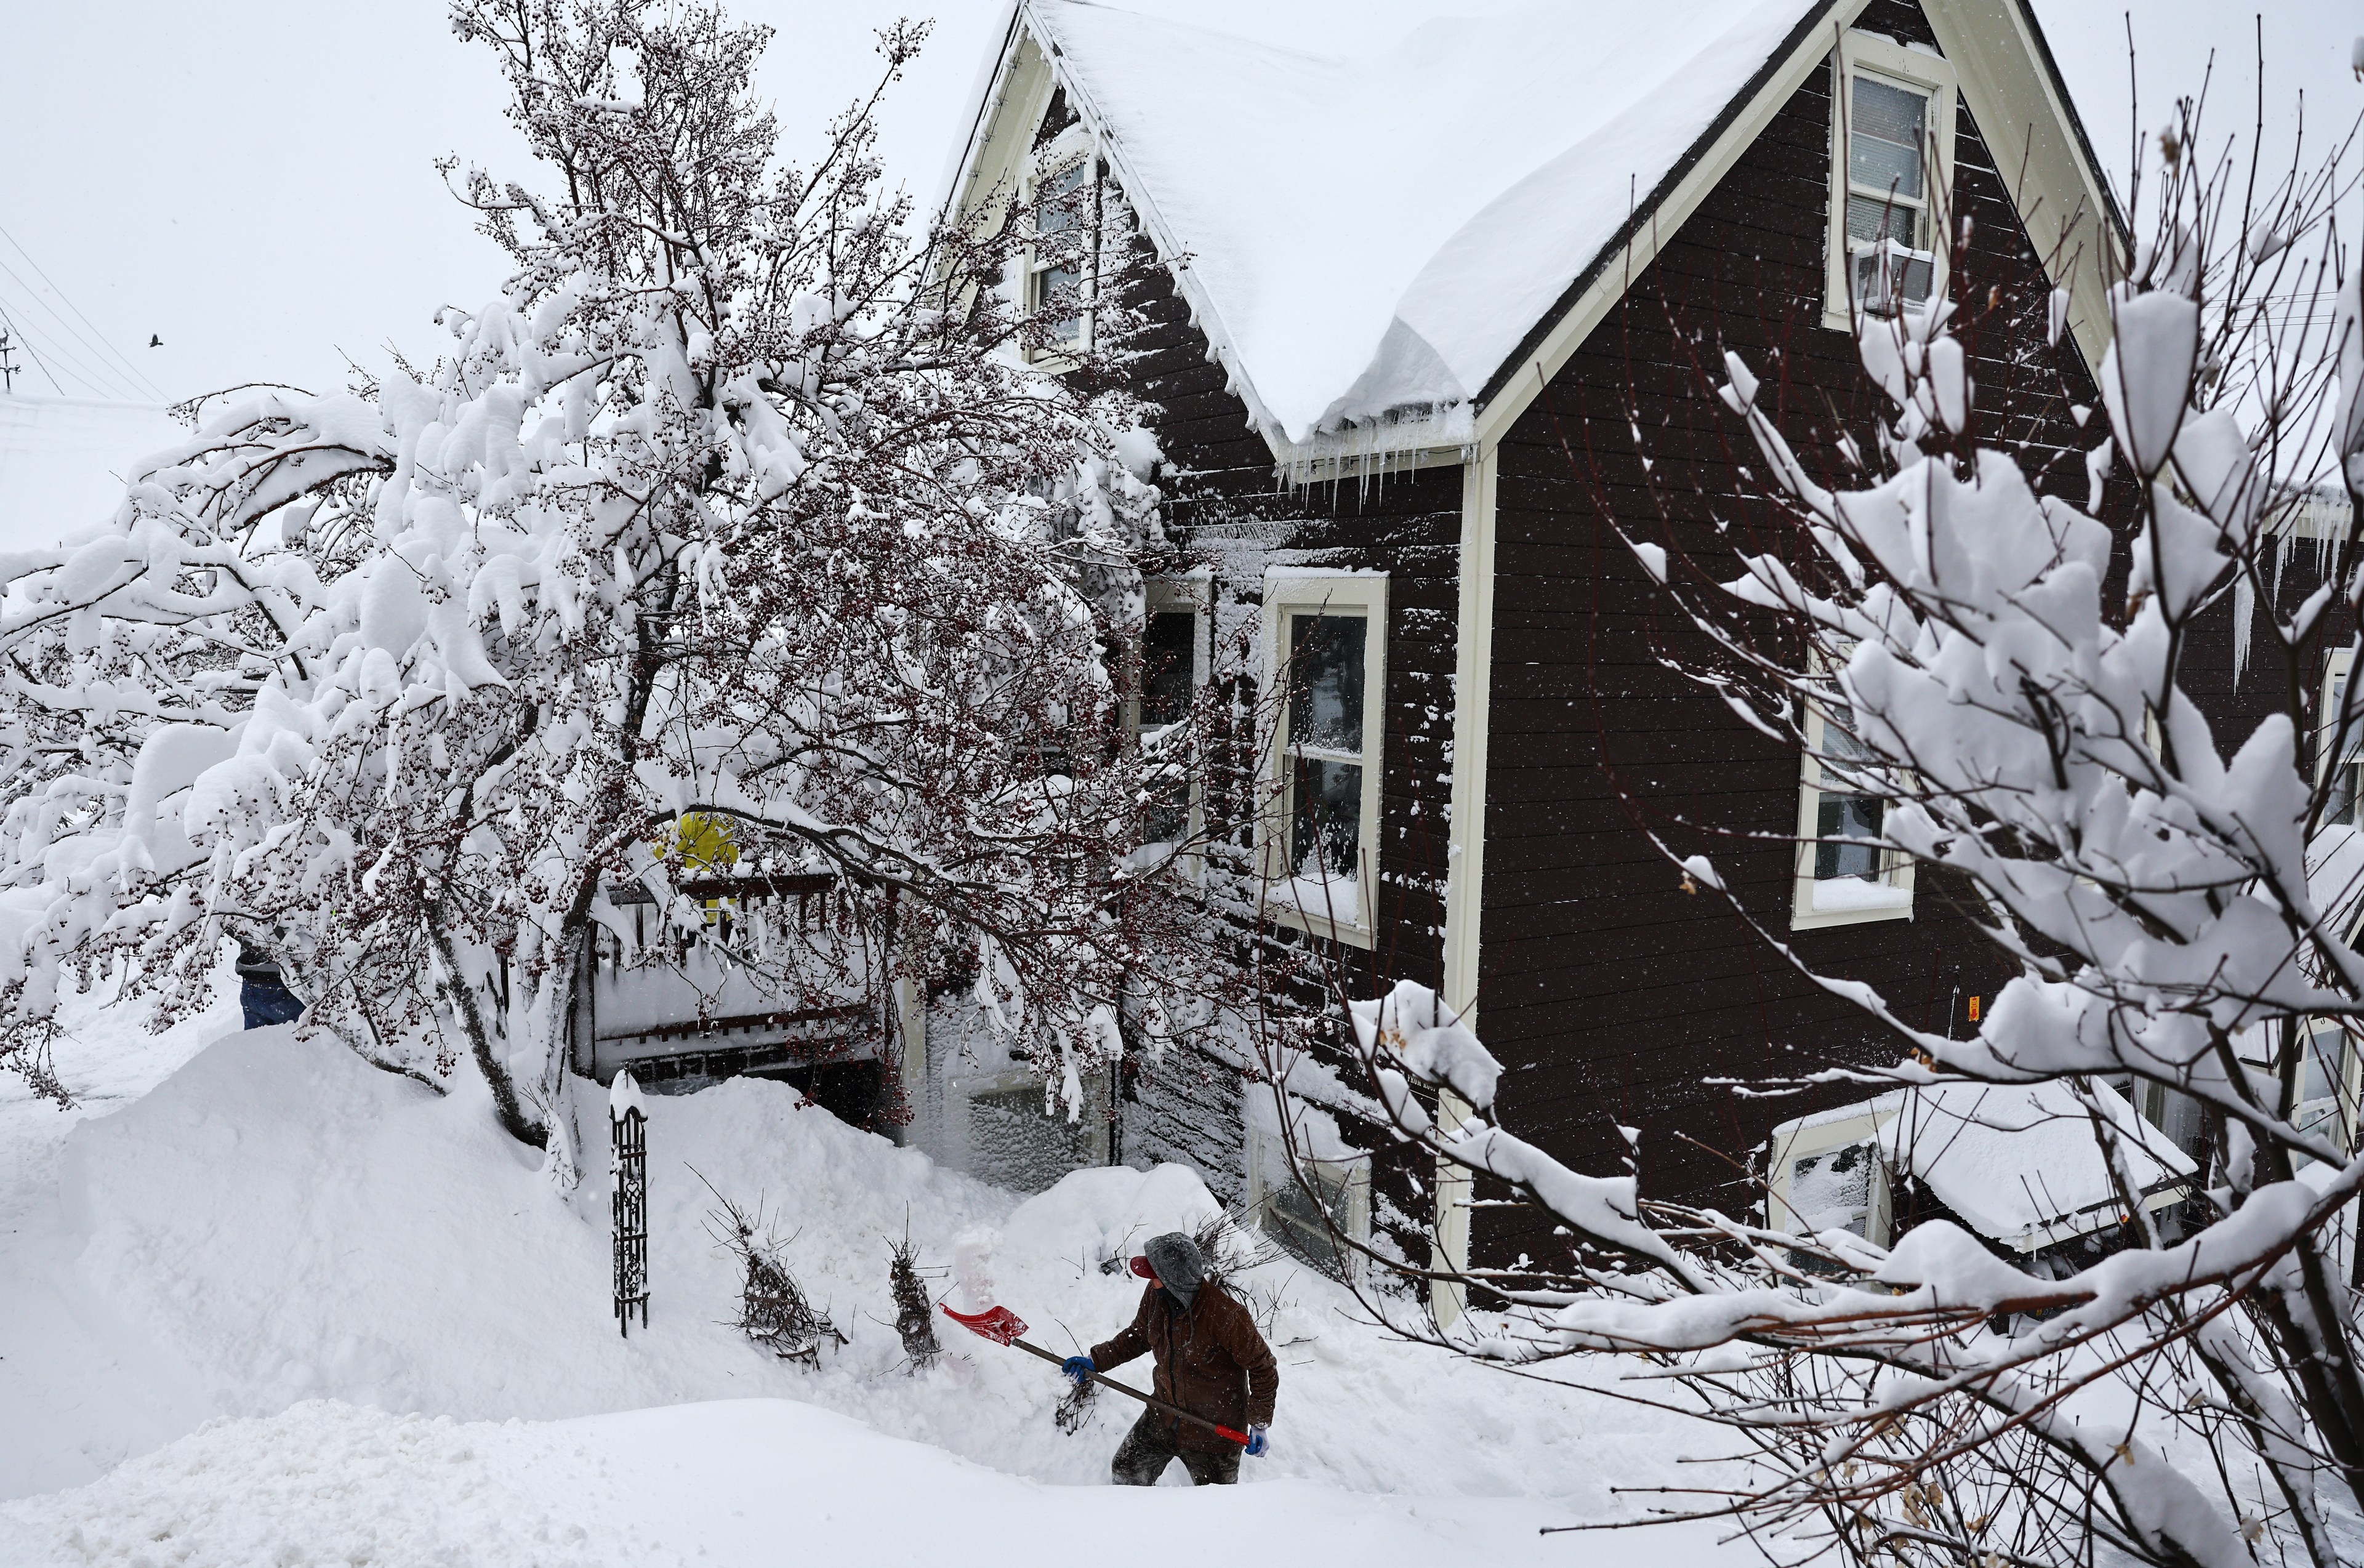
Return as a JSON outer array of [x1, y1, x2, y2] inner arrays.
[[1025, 132, 1096, 356], [2322, 649, 2360, 826], [1823, 33, 1956, 329], [1134, 581, 1205, 854], [1767, 1106, 1897, 1247], [1793, 701, 1914, 929], [1261, 574, 1388, 945], [1247, 1120, 1367, 1281]]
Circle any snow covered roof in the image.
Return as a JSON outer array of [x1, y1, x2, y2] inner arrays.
[[0, 393, 180, 552], [951, 0, 2117, 468], [1880, 1081, 2195, 1253], [1011, 0, 1830, 450]]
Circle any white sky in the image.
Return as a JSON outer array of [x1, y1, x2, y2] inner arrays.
[[0, 1, 2354, 408]]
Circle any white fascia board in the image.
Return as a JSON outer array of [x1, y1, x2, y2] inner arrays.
[[1920, 0, 2119, 372], [931, 4, 1027, 223]]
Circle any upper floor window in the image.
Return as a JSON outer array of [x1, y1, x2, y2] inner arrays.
[[1261, 572, 1388, 946], [1025, 125, 1098, 358], [1823, 33, 1956, 329], [1792, 699, 1914, 929]]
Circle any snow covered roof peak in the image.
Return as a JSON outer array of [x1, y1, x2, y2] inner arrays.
[[1011, 0, 1835, 450]]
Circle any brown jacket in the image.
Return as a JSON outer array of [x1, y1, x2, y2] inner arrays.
[[1090, 1281, 1279, 1452]]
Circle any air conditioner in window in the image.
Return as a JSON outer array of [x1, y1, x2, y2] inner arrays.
[[1852, 238, 1935, 316]]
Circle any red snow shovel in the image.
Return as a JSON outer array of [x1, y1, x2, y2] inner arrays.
[[940, 1301, 1250, 1447]]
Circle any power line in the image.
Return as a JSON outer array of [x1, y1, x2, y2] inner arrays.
[[0, 264, 145, 400], [0, 283, 139, 400], [0, 222, 165, 401], [0, 300, 64, 396]]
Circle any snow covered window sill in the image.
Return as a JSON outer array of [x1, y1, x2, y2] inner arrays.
[[1259, 571, 1389, 950], [1821, 30, 1956, 334]]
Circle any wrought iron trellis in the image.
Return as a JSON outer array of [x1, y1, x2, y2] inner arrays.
[[612, 1096, 649, 1336]]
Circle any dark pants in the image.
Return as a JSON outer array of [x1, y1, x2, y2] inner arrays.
[[1110, 1410, 1240, 1486]]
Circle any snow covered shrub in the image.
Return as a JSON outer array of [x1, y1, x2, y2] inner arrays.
[[1324, 96, 2364, 1568], [700, 1174, 843, 1365], [886, 1224, 941, 1370], [0, 0, 1227, 1172]]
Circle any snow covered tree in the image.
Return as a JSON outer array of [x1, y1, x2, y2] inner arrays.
[[0, 0, 1221, 1180], [1296, 92, 2364, 1568]]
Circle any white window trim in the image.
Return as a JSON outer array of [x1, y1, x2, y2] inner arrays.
[[1791, 701, 1916, 930], [1245, 1117, 1369, 1282], [1767, 1102, 1899, 1244], [1260, 571, 1388, 948], [1022, 124, 1098, 366], [1135, 575, 1209, 880], [2320, 646, 2358, 824], [1822, 31, 1959, 332]]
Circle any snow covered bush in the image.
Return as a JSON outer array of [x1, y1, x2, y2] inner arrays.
[[0, 0, 1221, 1175], [1321, 101, 2364, 1568]]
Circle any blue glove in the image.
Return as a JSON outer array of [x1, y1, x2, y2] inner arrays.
[[1245, 1423, 1269, 1458], [1063, 1355, 1095, 1386]]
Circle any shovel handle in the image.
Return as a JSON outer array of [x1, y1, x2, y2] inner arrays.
[[1008, 1335, 1249, 1447]]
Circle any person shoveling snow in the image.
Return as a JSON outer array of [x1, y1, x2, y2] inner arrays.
[[1067, 1231, 1277, 1487]]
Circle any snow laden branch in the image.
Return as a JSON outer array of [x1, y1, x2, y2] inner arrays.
[[0, 0, 1229, 1178], [1322, 100, 2364, 1568]]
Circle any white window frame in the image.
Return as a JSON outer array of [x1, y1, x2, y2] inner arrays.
[[1792, 700, 1916, 930], [1260, 571, 1388, 947], [1023, 123, 1098, 365], [1822, 31, 1958, 332], [1767, 1102, 1897, 1245], [2321, 647, 2360, 826], [1245, 1117, 1369, 1282], [1133, 575, 1209, 877]]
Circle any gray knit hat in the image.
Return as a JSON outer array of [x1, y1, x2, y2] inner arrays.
[[1142, 1231, 1206, 1308]]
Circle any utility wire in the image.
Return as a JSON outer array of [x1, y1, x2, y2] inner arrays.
[[0, 222, 165, 401], [0, 262, 145, 401], [0, 300, 65, 396], [0, 281, 139, 401]]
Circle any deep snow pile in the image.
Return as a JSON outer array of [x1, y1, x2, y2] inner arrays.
[[0, 1003, 1741, 1564]]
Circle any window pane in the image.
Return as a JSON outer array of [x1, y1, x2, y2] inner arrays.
[[1849, 75, 1926, 199], [1036, 263, 1083, 344], [1266, 1164, 1352, 1278], [1290, 757, 1362, 881], [1790, 1143, 1875, 1236], [1815, 791, 1884, 880], [1035, 159, 1089, 233], [1846, 193, 1919, 249], [1141, 611, 1195, 728], [1287, 613, 1366, 754]]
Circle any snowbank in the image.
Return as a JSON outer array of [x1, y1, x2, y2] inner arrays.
[[6, 1014, 1711, 1529], [1, 1396, 1740, 1568]]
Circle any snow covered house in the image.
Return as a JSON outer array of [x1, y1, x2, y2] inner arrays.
[[912, 0, 2174, 1293]]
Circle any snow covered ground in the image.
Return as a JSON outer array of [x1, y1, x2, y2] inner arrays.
[[0, 974, 1755, 1566]]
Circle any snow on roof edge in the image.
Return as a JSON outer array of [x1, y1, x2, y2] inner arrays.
[[1013, 0, 1296, 459], [1462, 0, 1849, 414]]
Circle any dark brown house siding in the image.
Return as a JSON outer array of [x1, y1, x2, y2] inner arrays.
[[1109, 238, 1462, 1229], [1475, 0, 2109, 1220]]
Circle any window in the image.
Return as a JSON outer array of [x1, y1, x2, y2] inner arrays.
[[1133, 579, 1206, 854], [1793, 701, 1914, 928], [1767, 1104, 1897, 1246], [1823, 32, 1956, 329], [2322, 648, 2360, 825], [1261, 573, 1388, 946], [1247, 1118, 1367, 1281], [1024, 126, 1098, 358]]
